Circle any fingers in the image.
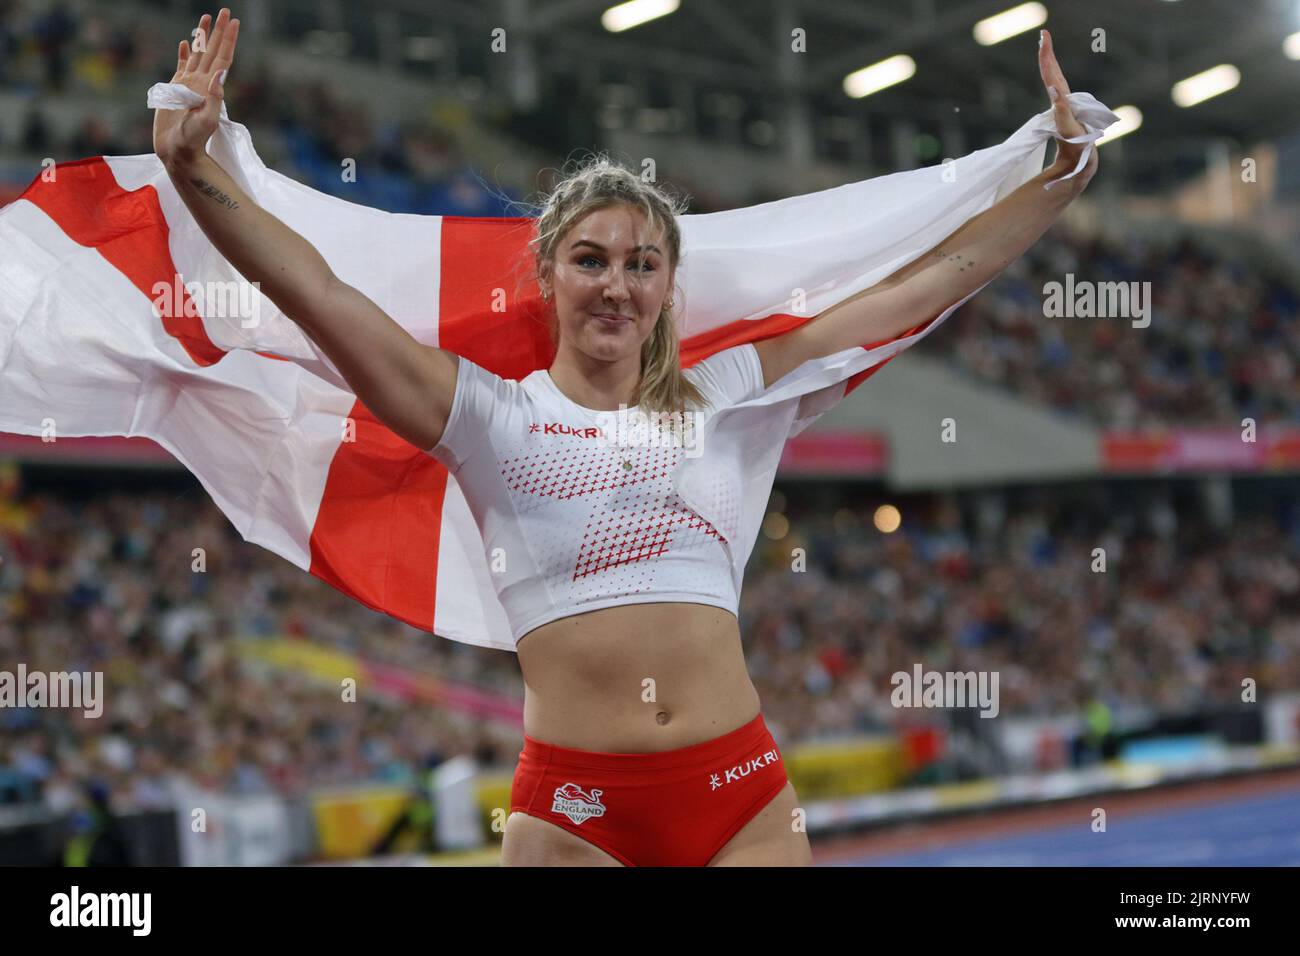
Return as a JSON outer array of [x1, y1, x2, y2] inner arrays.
[[199, 8, 231, 74], [203, 68, 226, 121], [1039, 30, 1072, 98], [211, 18, 240, 75], [1054, 101, 1083, 138], [1037, 32, 1055, 91], [185, 14, 210, 73], [1033, 30, 1084, 145], [178, 9, 236, 85]]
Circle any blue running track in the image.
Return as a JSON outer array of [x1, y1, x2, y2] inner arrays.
[[823, 786, 1300, 866]]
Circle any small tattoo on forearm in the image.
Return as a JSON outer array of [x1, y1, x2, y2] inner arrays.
[[931, 248, 975, 272], [189, 177, 239, 210]]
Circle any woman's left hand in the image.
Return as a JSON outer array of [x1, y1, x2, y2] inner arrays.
[[1039, 28, 1097, 188]]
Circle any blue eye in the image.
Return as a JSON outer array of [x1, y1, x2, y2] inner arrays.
[[578, 255, 654, 271]]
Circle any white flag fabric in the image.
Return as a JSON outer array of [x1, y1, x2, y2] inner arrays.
[[0, 85, 1117, 651]]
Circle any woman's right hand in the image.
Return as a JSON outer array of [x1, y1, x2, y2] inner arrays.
[[153, 7, 240, 169]]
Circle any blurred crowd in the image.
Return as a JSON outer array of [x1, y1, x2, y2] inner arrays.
[[0, 473, 523, 817], [0, 0, 154, 95], [917, 229, 1300, 430], [745, 487, 1300, 744], [0, 0, 518, 215], [2, 464, 1297, 815]]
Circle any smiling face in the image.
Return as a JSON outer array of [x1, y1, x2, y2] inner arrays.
[[541, 204, 674, 367]]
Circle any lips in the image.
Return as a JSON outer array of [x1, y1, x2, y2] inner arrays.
[[593, 312, 632, 322]]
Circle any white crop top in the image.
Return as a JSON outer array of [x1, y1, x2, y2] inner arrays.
[[425, 344, 767, 645]]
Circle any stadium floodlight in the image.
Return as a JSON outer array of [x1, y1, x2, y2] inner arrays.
[[972, 3, 1048, 46], [1095, 105, 1142, 146], [843, 55, 917, 99], [1171, 64, 1240, 107], [601, 0, 681, 33], [1284, 31, 1300, 59]]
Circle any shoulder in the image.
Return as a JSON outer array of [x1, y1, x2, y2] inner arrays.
[[426, 354, 533, 470], [684, 343, 766, 409], [450, 354, 537, 407]]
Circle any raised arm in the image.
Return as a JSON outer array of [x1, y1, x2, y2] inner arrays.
[[753, 28, 1097, 390], [152, 8, 456, 451]]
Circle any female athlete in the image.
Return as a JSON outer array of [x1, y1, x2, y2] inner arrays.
[[153, 8, 1095, 866]]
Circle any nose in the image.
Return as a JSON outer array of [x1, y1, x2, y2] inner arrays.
[[602, 266, 630, 307]]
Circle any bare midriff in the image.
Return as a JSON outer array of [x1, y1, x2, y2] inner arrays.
[[515, 602, 761, 753]]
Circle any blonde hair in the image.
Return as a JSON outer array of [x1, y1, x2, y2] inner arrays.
[[517, 153, 705, 414]]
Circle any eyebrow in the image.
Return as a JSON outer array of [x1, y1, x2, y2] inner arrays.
[[570, 240, 662, 255]]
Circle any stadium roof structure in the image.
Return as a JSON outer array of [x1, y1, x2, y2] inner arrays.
[[350, 0, 1299, 192]]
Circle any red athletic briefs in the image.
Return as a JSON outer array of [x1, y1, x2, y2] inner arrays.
[[509, 712, 788, 866]]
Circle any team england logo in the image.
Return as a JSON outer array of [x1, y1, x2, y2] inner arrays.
[[551, 782, 607, 825]]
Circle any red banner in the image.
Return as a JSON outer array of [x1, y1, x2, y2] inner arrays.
[[0, 433, 176, 465], [778, 431, 888, 476], [1102, 427, 1300, 472]]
